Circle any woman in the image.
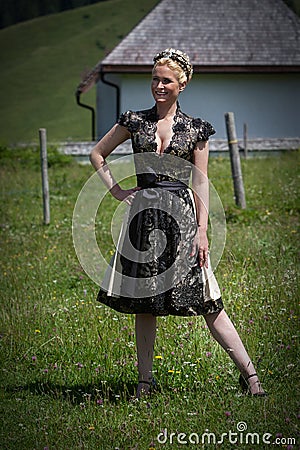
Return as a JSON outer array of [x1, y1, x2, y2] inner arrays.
[[90, 48, 266, 398]]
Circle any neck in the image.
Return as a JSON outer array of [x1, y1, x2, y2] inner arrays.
[[156, 101, 178, 119]]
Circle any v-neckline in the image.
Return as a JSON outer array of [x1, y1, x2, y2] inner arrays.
[[152, 104, 179, 156]]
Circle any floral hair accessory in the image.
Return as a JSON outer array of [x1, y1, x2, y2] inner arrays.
[[153, 48, 193, 81]]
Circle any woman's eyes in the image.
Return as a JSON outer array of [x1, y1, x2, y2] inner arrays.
[[153, 78, 172, 84]]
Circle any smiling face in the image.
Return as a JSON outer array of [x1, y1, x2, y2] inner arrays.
[[151, 64, 186, 105]]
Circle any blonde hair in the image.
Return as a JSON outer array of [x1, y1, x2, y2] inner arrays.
[[153, 58, 191, 84], [153, 48, 193, 84]]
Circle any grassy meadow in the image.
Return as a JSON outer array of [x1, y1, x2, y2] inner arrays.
[[0, 146, 299, 449], [0, 0, 159, 145]]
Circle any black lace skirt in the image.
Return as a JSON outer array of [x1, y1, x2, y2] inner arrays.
[[97, 183, 223, 316]]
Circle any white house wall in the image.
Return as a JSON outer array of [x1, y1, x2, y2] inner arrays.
[[96, 73, 300, 140]]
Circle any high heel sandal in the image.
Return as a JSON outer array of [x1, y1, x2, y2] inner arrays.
[[239, 373, 268, 397]]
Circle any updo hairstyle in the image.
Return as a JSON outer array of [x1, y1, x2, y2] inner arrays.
[[153, 48, 193, 84]]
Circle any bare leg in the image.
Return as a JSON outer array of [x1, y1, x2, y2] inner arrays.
[[135, 313, 157, 397], [204, 309, 265, 395]]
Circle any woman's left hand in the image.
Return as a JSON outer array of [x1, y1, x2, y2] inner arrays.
[[190, 227, 209, 268]]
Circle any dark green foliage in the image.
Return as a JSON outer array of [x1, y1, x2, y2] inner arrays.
[[283, 0, 300, 15], [1, 0, 299, 29], [0, 0, 109, 28]]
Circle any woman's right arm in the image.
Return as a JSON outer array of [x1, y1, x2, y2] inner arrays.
[[90, 124, 140, 203]]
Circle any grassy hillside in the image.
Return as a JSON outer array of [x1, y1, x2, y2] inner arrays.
[[0, 0, 159, 145]]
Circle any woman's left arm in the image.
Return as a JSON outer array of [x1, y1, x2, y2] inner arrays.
[[191, 140, 210, 268]]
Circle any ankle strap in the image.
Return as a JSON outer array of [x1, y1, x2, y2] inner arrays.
[[246, 373, 258, 380]]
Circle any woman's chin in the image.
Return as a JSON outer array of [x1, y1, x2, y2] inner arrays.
[[154, 96, 168, 103]]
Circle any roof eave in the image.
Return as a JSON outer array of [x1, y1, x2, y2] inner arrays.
[[77, 63, 300, 94], [101, 64, 300, 74]]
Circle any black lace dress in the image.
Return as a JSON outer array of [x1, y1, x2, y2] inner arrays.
[[97, 105, 224, 316]]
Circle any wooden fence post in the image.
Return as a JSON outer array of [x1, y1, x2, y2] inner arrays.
[[243, 122, 248, 159], [225, 112, 246, 209], [39, 128, 50, 224]]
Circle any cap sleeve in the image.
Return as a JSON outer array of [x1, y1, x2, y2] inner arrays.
[[118, 110, 131, 128], [118, 110, 139, 133], [194, 118, 216, 141]]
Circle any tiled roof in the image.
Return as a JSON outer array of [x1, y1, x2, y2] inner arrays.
[[77, 0, 300, 93], [102, 0, 300, 68]]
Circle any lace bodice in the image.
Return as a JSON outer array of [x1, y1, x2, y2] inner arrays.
[[118, 104, 215, 187]]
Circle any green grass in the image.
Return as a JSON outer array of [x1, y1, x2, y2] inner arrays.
[[0, 0, 159, 145], [0, 148, 299, 449]]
